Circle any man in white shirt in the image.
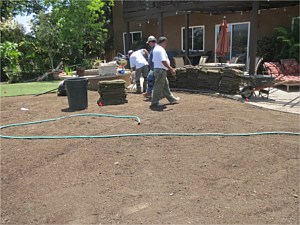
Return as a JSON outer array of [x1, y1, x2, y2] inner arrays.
[[151, 37, 179, 108], [128, 49, 149, 93]]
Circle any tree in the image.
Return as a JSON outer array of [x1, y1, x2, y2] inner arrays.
[[0, 0, 47, 81], [32, 12, 61, 69], [0, 0, 45, 21], [0, 0, 114, 82], [0, 17, 25, 43], [0, 41, 22, 83], [0, 18, 25, 81], [32, 0, 114, 68]]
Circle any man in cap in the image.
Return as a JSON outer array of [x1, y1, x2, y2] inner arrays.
[[128, 49, 149, 94], [128, 50, 134, 56], [143, 35, 157, 98], [151, 36, 179, 108]]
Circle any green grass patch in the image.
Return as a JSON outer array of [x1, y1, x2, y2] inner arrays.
[[0, 81, 61, 97]]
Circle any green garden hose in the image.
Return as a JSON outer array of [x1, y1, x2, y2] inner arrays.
[[0, 113, 299, 139]]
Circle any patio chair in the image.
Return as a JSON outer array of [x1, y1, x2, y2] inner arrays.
[[263, 59, 300, 92], [230, 56, 241, 64], [172, 56, 191, 68], [280, 58, 300, 76], [198, 56, 209, 65], [245, 56, 264, 75]]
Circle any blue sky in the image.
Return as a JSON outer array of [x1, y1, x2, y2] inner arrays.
[[14, 6, 52, 33], [14, 14, 34, 33]]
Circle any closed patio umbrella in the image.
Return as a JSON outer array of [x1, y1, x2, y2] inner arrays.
[[216, 16, 230, 63]]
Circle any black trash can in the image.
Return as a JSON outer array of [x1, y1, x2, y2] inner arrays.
[[65, 77, 88, 110]]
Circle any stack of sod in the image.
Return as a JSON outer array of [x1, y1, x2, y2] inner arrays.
[[167, 70, 177, 88], [218, 69, 242, 94], [198, 68, 222, 91], [185, 66, 200, 90], [97, 79, 128, 105], [174, 67, 187, 89]]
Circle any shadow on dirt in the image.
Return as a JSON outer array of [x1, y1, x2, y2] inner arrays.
[[61, 108, 86, 112]]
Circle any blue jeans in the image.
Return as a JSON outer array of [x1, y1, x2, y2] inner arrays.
[[146, 70, 154, 95]]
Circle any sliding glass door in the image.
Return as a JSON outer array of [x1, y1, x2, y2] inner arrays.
[[215, 22, 250, 63]]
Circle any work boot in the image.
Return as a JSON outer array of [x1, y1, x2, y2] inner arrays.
[[143, 92, 151, 98], [170, 97, 180, 105], [136, 80, 141, 93], [143, 79, 147, 93]]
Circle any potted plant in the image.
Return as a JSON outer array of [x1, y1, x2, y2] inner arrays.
[[64, 65, 73, 76]]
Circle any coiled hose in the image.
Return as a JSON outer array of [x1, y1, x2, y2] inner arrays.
[[0, 113, 299, 139]]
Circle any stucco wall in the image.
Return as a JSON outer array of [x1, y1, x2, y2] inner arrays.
[[113, 2, 299, 55], [113, 1, 159, 54], [112, 1, 124, 54]]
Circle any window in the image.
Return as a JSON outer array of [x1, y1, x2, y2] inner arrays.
[[215, 22, 250, 63], [181, 26, 205, 51], [123, 31, 142, 54]]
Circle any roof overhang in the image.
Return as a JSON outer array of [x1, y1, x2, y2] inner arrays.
[[123, 1, 299, 22]]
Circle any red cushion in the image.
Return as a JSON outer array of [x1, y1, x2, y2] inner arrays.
[[275, 74, 285, 81], [280, 59, 300, 76], [264, 62, 284, 77], [281, 75, 300, 83]]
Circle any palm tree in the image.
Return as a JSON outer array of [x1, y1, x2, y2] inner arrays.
[[275, 17, 300, 61]]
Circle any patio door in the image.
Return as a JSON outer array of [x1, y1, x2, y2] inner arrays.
[[215, 22, 250, 63]]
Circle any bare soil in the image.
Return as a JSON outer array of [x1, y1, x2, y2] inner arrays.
[[1, 90, 299, 224]]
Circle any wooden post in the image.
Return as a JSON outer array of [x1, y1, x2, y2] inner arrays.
[[158, 12, 164, 37], [185, 12, 190, 64], [249, 1, 259, 75], [125, 21, 130, 54]]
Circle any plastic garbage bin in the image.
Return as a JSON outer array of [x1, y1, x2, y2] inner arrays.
[[65, 77, 88, 110]]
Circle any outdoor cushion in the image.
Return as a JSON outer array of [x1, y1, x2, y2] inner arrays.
[[263, 62, 285, 79], [280, 59, 300, 76], [281, 75, 300, 83]]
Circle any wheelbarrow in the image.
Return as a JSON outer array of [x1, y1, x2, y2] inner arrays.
[[239, 74, 276, 99]]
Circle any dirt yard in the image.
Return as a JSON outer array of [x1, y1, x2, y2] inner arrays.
[[1, 90, 299, 224]]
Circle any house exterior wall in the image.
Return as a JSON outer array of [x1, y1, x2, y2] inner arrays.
[[112, 1, 124, 54], [113, 2, 159, 54], [113, 2, 299, 56]]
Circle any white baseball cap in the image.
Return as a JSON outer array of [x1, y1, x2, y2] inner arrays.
[[146, 36, 157, 43], [128, 50, 134, 55]]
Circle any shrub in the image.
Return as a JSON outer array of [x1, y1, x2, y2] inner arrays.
[[0, 41, 22, 83], [258, 17, 300, 62]]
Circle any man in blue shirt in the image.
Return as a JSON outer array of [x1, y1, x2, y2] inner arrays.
[[143, 36, 157, 98]]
